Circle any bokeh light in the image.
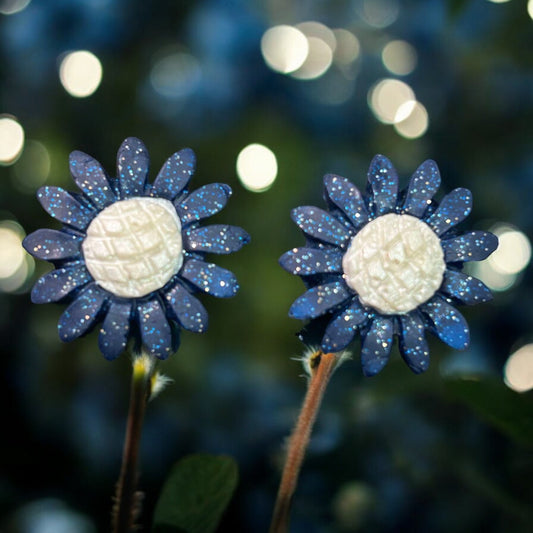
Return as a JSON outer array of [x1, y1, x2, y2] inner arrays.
[[0, 220, 33, 293], [0, 0, 31, 15], [261, 25, 309, 74], [504, 344, 533, 393], [356, 0, 400, 29], [0, 116, 25, 165], [12, 140, 51, 192], [368, 78, 415, 124], [150, 52, 202, 99], [59, 51, 103, 98], [291, 37, 333, 80], [394, 101, 429, 138], [468, 223, 531, 292], [296, 21, 336, 51], [488, 225, 531, 275], [529, 0, 533, 19], [487, 0, 512, 4], [236, 143, 278, 192], [382, 40, 417, 76], [332, 29, 360, 64]]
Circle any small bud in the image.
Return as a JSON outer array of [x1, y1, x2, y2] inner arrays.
[[149, 372, 173, 400], [293, 346, 351, 380]]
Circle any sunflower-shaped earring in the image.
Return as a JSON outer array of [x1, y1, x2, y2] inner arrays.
[[280, 155, 498, 376], [23, 137, 249, 360]]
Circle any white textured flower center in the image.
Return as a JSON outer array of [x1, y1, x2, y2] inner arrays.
[[82, 197, 183, 298], [342, 213, 445, 314]]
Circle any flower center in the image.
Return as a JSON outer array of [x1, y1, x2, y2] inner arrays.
[[82, 197, 183, 298], [342, 213, 445, 314]]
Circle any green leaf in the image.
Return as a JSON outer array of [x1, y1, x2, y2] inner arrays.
[[445, 376, 533, 447], [152, 454, 238, 533]]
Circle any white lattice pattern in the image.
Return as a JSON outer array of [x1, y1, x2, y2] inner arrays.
[[82, 197, 183, 297], [342, 213, 445, 314]]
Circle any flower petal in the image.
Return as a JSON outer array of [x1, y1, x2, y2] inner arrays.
[[361, 316, 394, 377], [291, 206, 351, 247], [441, 231, 498, 263], [176, 183, 232, 225], [184, 224, 250, 255], [289, 281, 351, 320], [279, 247, 343, 276], [23, 229, 82, 261], [152, 148, 196, 200], [180, 259, 239, 298], [98, 300, 133, 360], [399, 312, 430, 374], [323, 174, 369, 230], [69, 150, 115, 209], [165, 282, 208, 333], [440, 270, 493, 305], [58, 283, 107, 342], [117, 137, 149, 198], [366, 154, 399, 216], [402, 159, 441, 218], [37, 186, 95, 231], [30, 262, 92, 303], [322, 299, 368, 352], [138, 297, 175, 359], [426, 188, 472, 236], [421, 295, 470, 350]]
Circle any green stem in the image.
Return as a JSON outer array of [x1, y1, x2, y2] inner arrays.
[[269, 351, 338, 533], [112, 354, 154, 533]]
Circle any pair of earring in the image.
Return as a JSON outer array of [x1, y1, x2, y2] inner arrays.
[[23, 137, 497, 375]]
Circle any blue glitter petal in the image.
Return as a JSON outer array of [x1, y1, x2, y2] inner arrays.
[[58, 283, 107, 342], [98, 300, 132, 360], [138, 297, 175, 359], [23, 229, 82, 261], [323, 174, 369, 230], [30, 262, 92, 304], [291, 206, 351, 247], [184, 224, 250, 255], [69, 151, 115, 209], [442, 231, 498, 262], [441, 270, 493, 305], [180, 259, 239, 298], [426, 188, 472, 236], [279, 247, 343, 276], [165, 282, 208, 333], [361, 316, 394, 377], [152, 148, 196, 200], [176, 183, 232, 225], [399, 312, 430, 374], [402, 160, 441, 218], [421, 295, 469, 350], [322, 299, 368, 352], [117, 137, 149, 198], [366, 154, 399, 217], [289, 281, 351, 320], [37, 186, 95, 231]]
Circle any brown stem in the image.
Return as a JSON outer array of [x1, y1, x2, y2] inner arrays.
[[269, 351, 338, 533], [112, 355, 154, 533]]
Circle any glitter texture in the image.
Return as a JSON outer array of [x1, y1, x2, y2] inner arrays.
[[24, 137, 249, 360], [280, 154, 498, 376]]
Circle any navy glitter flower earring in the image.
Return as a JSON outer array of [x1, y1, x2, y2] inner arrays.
[[280, 155, 498, 376], [23, 137, 250, 360]]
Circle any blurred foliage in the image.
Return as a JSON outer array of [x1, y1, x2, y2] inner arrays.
[[153, 454, 238, 533]]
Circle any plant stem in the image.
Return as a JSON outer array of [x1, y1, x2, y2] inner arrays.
[[112, 354, 154, 533], [269, 351, 338, 533]]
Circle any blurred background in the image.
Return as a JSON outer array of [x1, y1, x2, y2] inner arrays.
[[1, 0, 532, 531]]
